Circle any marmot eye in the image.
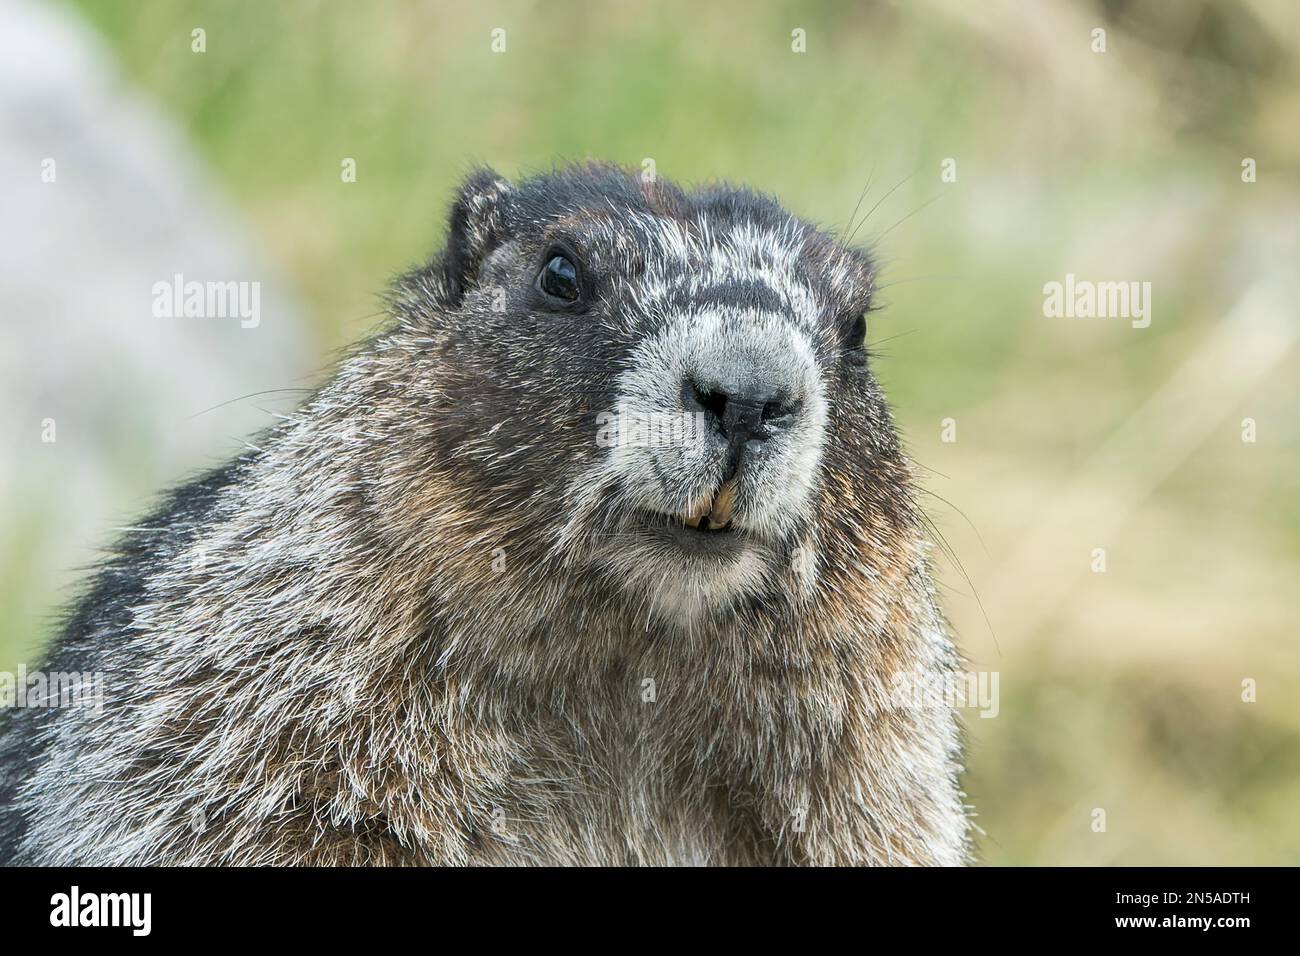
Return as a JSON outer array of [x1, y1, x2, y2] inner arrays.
[[844, 313, 868, 365], [538, 254, 580, 301]]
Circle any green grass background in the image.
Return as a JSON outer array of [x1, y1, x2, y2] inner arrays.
[[5, 0, 1297, 864]]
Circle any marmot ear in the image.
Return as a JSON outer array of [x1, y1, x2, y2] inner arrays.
[[441, 167, 514, 306]]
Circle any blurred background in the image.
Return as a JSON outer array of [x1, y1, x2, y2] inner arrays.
[[1, 0, 1296, 864]]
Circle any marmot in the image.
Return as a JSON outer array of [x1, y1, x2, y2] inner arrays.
[[0, 164, 968, 865]]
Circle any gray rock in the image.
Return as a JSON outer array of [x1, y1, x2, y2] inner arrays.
[[0, 0, 312, 668]]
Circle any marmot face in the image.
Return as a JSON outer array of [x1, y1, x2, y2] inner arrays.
[[392, 164, 904, 626]]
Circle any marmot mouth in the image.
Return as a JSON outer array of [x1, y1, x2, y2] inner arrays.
[[679, 479, 736, 534]]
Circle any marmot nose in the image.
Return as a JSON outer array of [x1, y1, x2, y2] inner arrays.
[[684, 376, 802, 463]]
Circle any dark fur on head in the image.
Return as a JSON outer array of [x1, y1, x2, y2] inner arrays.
[[0, 163, 967, 865]]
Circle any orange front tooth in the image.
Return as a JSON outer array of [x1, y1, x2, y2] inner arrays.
[[686, 494, 713, 521], [707, 481, 736, 526]]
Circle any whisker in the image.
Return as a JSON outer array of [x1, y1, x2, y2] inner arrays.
[[871, 193, 944, 244], [845, 170, 914, 247], [839, 159, 877, 242]]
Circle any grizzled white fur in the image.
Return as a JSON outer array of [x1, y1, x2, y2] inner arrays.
[[570, 217, 831, 623]]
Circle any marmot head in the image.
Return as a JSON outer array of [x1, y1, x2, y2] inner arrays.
[[387, 163, 915, 627]]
